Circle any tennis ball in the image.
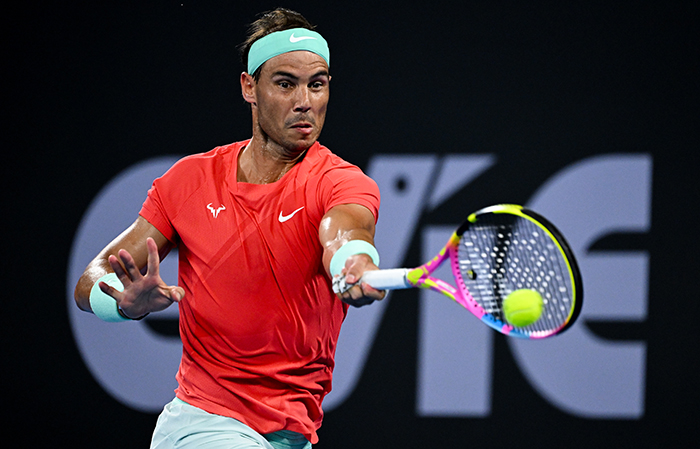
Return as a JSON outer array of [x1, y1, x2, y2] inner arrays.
[[503, 289, 544, 327]]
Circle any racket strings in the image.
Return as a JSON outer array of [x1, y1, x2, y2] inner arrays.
[[457, 215, 574, 335]]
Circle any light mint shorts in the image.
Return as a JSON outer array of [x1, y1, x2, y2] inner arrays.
[[150, 398, 312, 449]]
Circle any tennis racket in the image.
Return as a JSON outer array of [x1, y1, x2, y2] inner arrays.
[[333, 204, 583, 339]]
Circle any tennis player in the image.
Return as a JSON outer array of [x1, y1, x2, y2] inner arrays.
[[74, 8, 384, 448]]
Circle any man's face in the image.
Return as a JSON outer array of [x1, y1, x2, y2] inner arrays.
[[252, 51, 330, 152]]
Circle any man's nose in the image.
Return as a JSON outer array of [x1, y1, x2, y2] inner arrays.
[[294, 86, 311, 112]]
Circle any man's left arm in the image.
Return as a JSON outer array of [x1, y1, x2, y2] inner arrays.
[[319, 203, 386, 307]]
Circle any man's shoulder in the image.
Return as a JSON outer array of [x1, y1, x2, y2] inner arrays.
[[178, 141, 243, 166], [166, 141, 244, 176], [153, 141, 245, 196], [307, 142, 360, 171], [304, 142, 376, 190]]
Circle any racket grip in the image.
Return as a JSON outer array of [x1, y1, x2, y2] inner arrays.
[[361, 269, 411, 290]]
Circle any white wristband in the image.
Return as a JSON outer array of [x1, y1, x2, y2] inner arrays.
[[330, 240, 380, 277], [89, 273, 129, 322]]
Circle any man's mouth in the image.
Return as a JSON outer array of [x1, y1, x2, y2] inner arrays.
[[291, 122, 314, 135]]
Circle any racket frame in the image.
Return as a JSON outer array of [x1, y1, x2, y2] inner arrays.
[[360, 204, 583, 339]]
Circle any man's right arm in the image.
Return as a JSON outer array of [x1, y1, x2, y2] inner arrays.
[[73, 216, 176, 314]]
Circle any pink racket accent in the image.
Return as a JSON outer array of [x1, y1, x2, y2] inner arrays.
[[405, 231, 525, 337]]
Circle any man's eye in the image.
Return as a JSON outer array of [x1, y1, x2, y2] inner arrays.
[[279, 81, 291, 88]]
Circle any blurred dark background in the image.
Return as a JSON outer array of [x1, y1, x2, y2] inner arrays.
[[5, 1, 698, 447]]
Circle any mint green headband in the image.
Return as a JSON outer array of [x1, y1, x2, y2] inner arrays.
[[247, 28, 330, 74]]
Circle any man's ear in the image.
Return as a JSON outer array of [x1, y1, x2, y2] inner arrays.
[[240, 72, 256, 105]]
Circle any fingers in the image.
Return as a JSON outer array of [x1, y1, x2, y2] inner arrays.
[[361, 282, 387, 300], [334, 272, 386, 307], [107, 254, 131, 286], [337, 283, 381, 307], [146, 237, 161, 277], [344, 282, 385, 301], [119, 247, 142, 280], [333, 253, 387, 307], [170, 286, 185, 303], [107, 249, 140, 286], [342, 253, 373, 283], [98, 237, 182, 318], [108, 237, 160, 284], [98, 280, 123, 301]]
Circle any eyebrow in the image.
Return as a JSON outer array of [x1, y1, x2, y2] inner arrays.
[[270, 69, 330, 80]]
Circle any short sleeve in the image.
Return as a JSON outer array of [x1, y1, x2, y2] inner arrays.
[[139, 177, 178, 243], [317, 165, 381, 222]]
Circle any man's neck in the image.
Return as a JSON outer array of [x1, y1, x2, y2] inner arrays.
[[237, 136, 309, 184]]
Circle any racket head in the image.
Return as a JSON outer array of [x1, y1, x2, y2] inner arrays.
[[452, 204, 583, 338]]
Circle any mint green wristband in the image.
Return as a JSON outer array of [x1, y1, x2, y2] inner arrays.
[[330, 240, 380, 277], [89, 273, 129, 322]]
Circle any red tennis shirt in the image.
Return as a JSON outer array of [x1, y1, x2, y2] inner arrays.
[[139, 140, 380, 444]]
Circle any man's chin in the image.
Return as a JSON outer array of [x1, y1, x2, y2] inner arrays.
[[287, 135, 320, 152]]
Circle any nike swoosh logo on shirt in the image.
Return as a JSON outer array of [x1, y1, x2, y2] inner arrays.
[[278, 206, 305, 222], [289, 33, 316, 43]]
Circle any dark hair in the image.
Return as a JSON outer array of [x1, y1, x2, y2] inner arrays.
[[239, 8, 317, 81]]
